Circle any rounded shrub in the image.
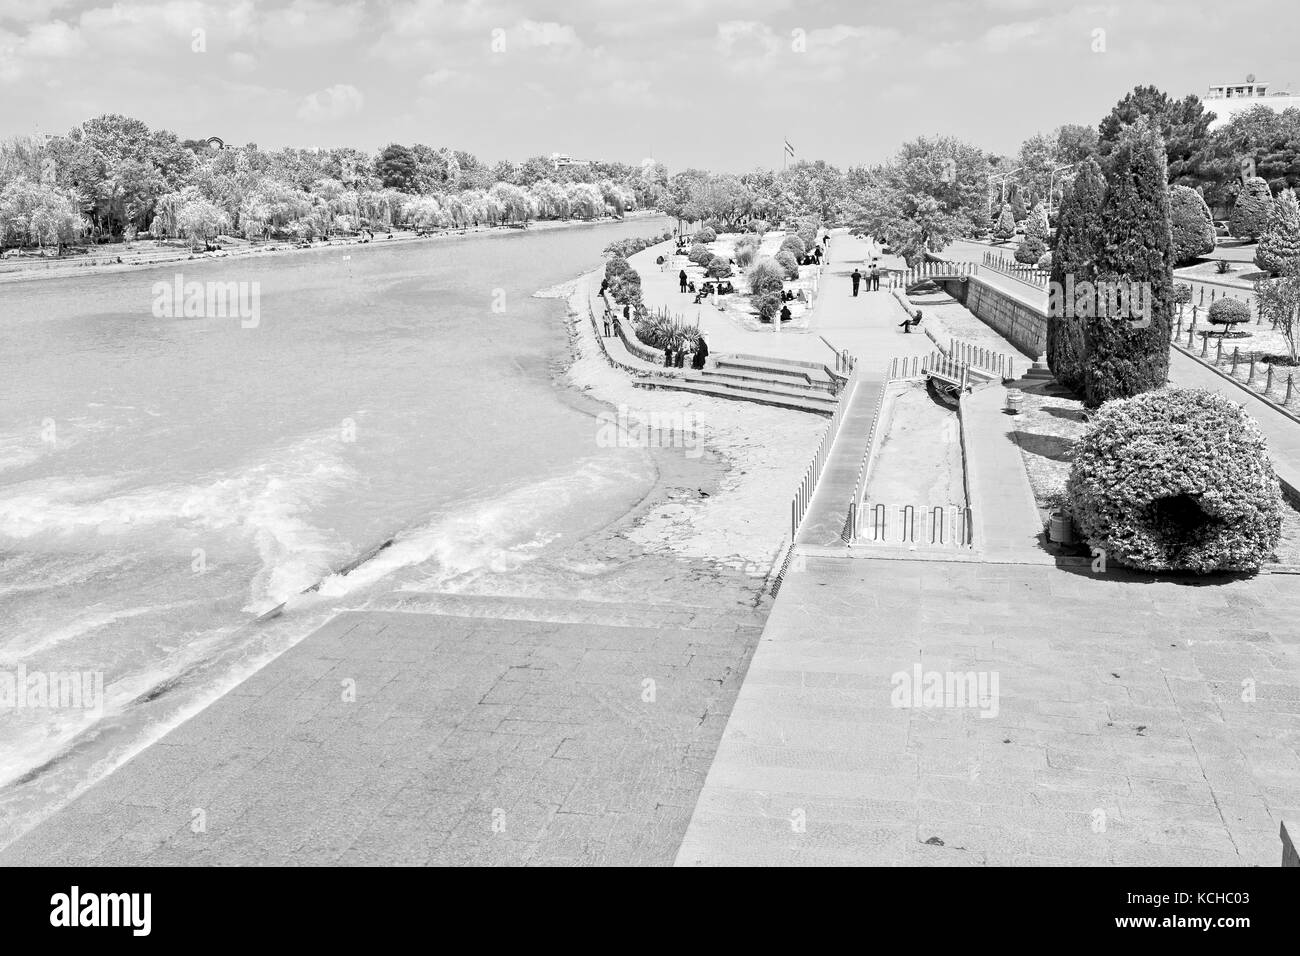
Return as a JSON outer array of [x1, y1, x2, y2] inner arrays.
[[752, 290, 783, 323], [747, 219, 770, 234], [1169, 185, 1215, 265], [1207, 297, 1251, 330], [1066, 387, 1283, 572], [605, 256, 633, 280], [688, 243, 712, 265], [696, 226, 717, 244], [1036, 251, 1052, 271], [775, 250, 801, 279], [706, 255, 732, 279], [779, 235, 805, 258], [747, 257, 784, 297]]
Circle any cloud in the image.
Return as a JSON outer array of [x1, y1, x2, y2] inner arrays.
[[296, 83, 364, 122], [418, 68, 461, 90], [227, 50, 256, 72], [20, 19, 85, 57], [982, 19, 1044, 53]]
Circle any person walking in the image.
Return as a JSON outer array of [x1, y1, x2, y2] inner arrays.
[[603, 308, 612, 337], [851, 268, 861, 297], [679, 269, 688, 293], [869, 265, 880, 291]]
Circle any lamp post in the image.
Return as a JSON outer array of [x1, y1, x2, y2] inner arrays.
[[987, 167, 1023, 220]]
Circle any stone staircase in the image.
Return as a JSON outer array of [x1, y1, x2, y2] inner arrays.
[[633, 353, 844, 416]]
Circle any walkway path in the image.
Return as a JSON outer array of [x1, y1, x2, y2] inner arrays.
[[676, 552, 1300, 866]]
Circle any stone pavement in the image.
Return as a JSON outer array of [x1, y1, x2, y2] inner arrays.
[[0, 598, 765, 866], [676, 553, 1300, 866]]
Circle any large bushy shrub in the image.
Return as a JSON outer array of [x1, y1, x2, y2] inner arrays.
[[1255, 189, 1300, 276], [747, 219, 770, 234], [734, 235, 759, 269], [688, 243, 712, 265], [1047, 157, 1106, 393], [752, 291, 783, 322], [1066, 387, 1282, 572], [1207, 296, 1251, 329], [706, 255, 732, 279], [1168, 185, 1215, 265], [1083, 122, 1174, 407], [775, 250, 800, 279], [696, 226, 717, 244], [747, 257, 784, 296], [1230, 176, 1273, 241], [1010, 185, 1027, 221], [605, 256, 634, 281], [779, 235, 805, 258]]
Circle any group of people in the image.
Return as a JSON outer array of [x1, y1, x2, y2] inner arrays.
[[851, 262, 885, 296], [664, 336, 709, 370]]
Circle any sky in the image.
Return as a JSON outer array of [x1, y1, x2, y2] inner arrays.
[[2, 0, 1298, 171]]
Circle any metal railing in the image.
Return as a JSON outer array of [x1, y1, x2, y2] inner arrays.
[[1171, 309, 1299, 407], [946, 338, 1014, 381], [898, 259, 978, 288], [852, 503, 973, 547], [840, 370, 890, 543], [789, 353, 862, 539], [982, 251, 1049, 289]]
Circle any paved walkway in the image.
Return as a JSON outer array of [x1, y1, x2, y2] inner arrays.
[[676, 553, 1300, 866], [0, 598, 766, 866], [794, 234, 936, 546]]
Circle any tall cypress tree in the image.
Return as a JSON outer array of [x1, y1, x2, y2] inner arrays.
[[1084, 120, 1175, 407], [1046, 156, 1106, 393]]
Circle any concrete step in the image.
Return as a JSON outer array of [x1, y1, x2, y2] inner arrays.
[[696, 368, 838, 397], [366, 590, 767, 632], [632, 377, 837, 415], [712, 358, 834, 388]]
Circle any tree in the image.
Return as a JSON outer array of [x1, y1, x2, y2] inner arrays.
[[374, 144, 417, 191], [748, 257, 785, 320], [1200, 105, 1300, 212], [1084, 122, 1175, 406], [840, 136, 992, 266], [1017, 132, 1060, 206], [1009, 183, 1027, 221], [1097, 85, 1214, 186], [1206, 297, 1252, 332], [1255, 189, 1300, 275], [175, 195, 230, 248], [993, 203, 1016, 240], [1055, 124, 1099, 165], [1230, 176, 1273, 240], [1254, 260, 1300, 363], [1047, 156, 1106, 392], [1168, 185, 1215, 264], [1015, 202, 1049, 263]]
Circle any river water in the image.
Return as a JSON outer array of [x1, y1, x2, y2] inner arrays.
[[0, 217, 672, 790]]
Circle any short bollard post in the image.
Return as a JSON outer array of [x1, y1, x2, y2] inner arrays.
[[1266, 365, 1274, 393]]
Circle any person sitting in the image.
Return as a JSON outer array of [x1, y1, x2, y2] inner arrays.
[[899, 310, 922, 332], [687, 280, 697, 293], [780, 304, 792, 323]]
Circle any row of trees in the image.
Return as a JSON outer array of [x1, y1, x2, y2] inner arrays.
[[0, 115, 651, 250]]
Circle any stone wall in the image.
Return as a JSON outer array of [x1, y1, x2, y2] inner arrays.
[[938, 276, 1048, 361]]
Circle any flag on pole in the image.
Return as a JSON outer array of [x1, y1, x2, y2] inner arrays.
[[784, 138, 796, 158]]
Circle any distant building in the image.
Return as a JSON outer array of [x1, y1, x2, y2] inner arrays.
[[550, 152, 595, 169], [1204, 76, 1300, 129]]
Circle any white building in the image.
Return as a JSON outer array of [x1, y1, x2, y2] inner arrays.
[[1204, 77, 1300, 129], [550, 152, 595, 169]]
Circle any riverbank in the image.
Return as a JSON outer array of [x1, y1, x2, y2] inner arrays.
[[0, 210, 664, 286], [0, 250, 826, 862]]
